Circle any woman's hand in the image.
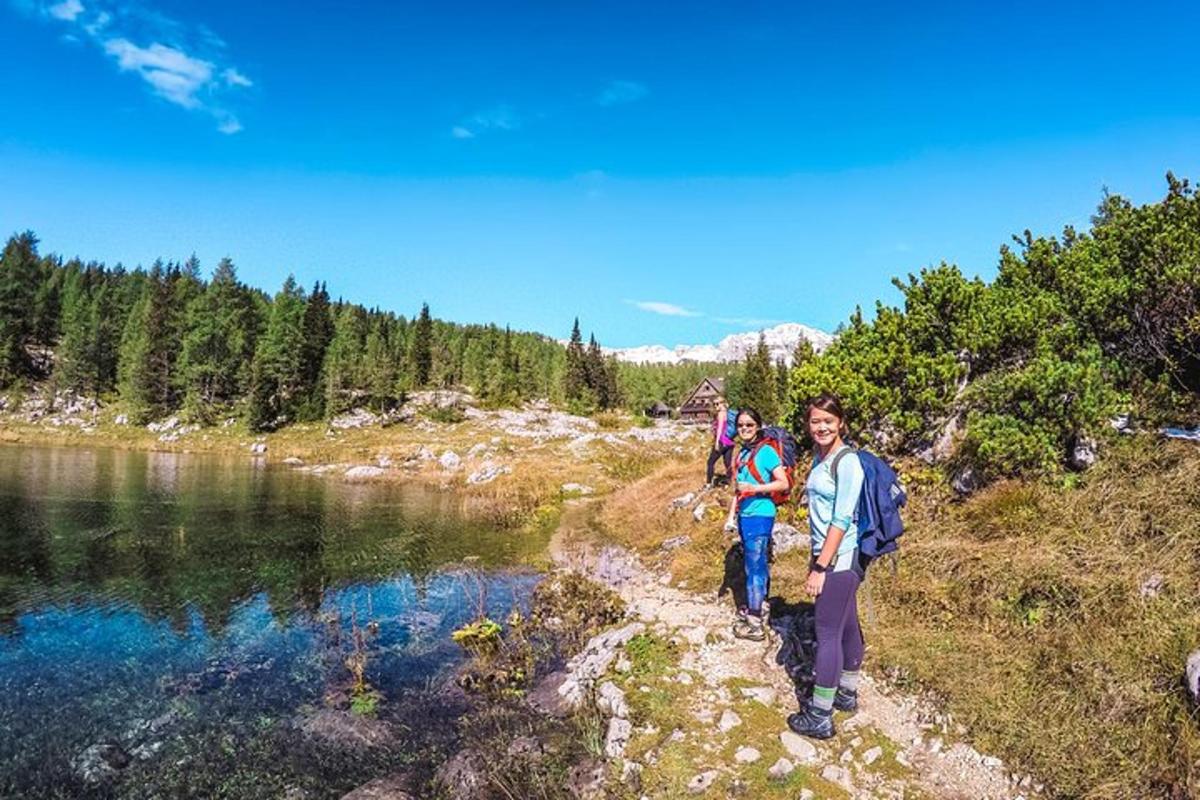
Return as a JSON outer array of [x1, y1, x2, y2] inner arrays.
[[723, 516, 737, 534], [805, 570, 826, 598]]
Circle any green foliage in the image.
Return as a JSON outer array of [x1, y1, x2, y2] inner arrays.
[[788, 177, 1200, 480], [247, 276, 307, 431], [0, 232, 44, 385], [740, 334, 778, 423]]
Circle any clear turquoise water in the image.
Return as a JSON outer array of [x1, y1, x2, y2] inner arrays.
[[0, 445, 547, 799]]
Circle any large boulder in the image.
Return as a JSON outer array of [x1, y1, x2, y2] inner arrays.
[[434, 748, 489, 800]]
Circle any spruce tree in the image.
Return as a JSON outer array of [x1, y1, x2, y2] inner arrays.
[[323, 305, 367, 415], [179, 259, 256, 421], [363, 316, 397, 412], [117, 265, 176, 423], [564, 317, 587, 401], [740, 333, 778, 423], [410, 303, 433, 388], [246, 276, 307, 431], [298, 281, 334, 418], [55, 264, 92, 393], [0, 232, 42, 385]]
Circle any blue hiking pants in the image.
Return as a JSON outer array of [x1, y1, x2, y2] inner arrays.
[[738, 514, 774, 615]]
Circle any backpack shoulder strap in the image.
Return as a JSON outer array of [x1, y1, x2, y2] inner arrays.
[[740, 440, 768, 485], [829, 446, 853, 487]]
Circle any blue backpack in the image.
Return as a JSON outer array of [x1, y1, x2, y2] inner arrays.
[[724, 408, 739, 440], [830, 448, 907, 568]]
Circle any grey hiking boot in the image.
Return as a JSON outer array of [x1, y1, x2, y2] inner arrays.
[[732, 613, 766, 641], [786, 705, 834, 740], [833, 687, 858, 712]]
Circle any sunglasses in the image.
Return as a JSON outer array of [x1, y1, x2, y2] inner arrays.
[[736, 422, 757, 429]]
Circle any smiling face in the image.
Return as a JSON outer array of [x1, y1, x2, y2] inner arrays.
[[736, 412, 759, 444], [808, 406, 842, 450]]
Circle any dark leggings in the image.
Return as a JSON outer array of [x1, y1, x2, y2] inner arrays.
[[813, 568, 864, 688], [706, 444, 733, 483]]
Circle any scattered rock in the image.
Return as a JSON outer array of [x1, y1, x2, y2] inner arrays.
[[734, 746, 761, 764], [982, 755, 1003, 768], [330, 409, 379, 430], [565, 758, 607, 800], [146, 416, 180, 433], [344, 465, 385, 480], [561, 483, 595, 495], [778, 730, 818, 763], [820, 764, 852, 790], [660, 535, 691, 551], [800, 790, 815, 800], [466, 443, 489, 458], [1187, 650, 1200, 706], [768, 757, 795, 779], [558, 622, 646, 707], [951, 465, 980, 496], [282, 457, 304, 466], [692, 503, 707, 522], [604, 717, 633, 758], [1069, 435, 1098, 471], [739, 686, 777, 706], [434, 748, 489, 800], [669, 492, 696, 510], [526, 671, 572, 717], [339, 775, 416, 800], [72, 742, 130, 785], [114, 414, 129, 425], [770, 522, 806, 555], [439, 451, 461, 471], [863, 745, 883, 766], [717, 709, 742, 732], [250, 442, 268, 455], [1140, 572, 1165, 599], [687, 770, 719, 795], [597, 681, 630, 719], [466, 462, 510, 484], [1110, 413, 1135, 435]]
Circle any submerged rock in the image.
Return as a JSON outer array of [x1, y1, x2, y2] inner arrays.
[[296, 709, 396, 750], [339, 775, 415, 800], [345, 465, 385, 480], [72, 741, 131, 785]]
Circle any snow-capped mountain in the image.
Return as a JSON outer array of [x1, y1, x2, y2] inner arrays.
[[607, 323, 833, 366]]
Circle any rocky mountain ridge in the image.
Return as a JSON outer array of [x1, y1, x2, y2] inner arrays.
[[606, 322, 833, 366]]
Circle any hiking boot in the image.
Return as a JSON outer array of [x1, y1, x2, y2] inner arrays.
[[732, 613, 766, 641], [833, 687, 858, 712], [786, 705, 834, 740]]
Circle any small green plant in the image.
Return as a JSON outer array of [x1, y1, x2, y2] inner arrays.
[[450, 618, 504, 658], [423, 405, 466, 424], [349, 690, 380, 716]]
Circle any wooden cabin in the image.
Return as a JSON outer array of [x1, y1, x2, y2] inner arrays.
[[678, 377, 726, 425]]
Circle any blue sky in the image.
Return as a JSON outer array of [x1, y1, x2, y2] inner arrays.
[[3, 0, 1199, 346]]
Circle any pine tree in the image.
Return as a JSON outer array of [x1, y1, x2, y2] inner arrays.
[[363, 316, 398, 412], [585, 334, 605, 395], [247, 276, 307, 431], [602, 355, 623, 410], [0, 232, 43, 385], [55, 264, 92, 393], [740, 333, 778, 423], [410, 303, 433, 387]]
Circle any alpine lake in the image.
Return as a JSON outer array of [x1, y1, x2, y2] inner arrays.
[[0, 445, 553, 799]]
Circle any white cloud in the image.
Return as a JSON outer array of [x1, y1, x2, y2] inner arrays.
[[629, 300, 702, 317], [596, 80, 648, 107], [450, 125, 474, 139], [221, 67, 252, 88], [103, 38, 213, 109], [48, 0, 83, 21], [29, 0, 251, 133], [452, 104, 521, 140]]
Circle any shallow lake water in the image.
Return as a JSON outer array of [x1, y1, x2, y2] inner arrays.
[[0, 445, 549, 799]]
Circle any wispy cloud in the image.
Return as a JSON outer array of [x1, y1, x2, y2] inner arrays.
[[628, 300, 702, 318], [450, 104, 520, 139], [596, 80, 648, 107], [17, 0, 252, 133]]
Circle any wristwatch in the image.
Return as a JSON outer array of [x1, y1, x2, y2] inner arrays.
[[810, 561, 829, 574]]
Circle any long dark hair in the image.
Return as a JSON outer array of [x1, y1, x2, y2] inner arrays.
[[736, 408, 764, 444], [805, 392, 849, 438]]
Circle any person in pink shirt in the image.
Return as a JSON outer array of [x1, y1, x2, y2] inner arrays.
[[706, 399, 735, 487]]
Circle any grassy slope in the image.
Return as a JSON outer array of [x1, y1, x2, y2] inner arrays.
[[597, 438, 1200, 799]]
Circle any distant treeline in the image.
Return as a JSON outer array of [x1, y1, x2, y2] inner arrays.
[[787, 175, 1200, 479], [0, 242, 580, 428]]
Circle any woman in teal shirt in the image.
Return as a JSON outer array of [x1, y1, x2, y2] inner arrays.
[[722, 408, 789, 641]]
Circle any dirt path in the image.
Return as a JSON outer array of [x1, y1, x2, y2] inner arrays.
[[550, 498, 1041, 800]]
